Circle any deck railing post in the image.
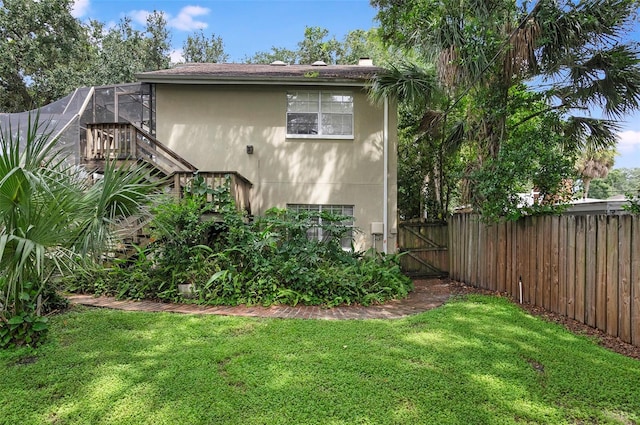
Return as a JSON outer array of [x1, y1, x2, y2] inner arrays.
[[174, 173, 181, 199], [229, 174, 238, 208], [85, 127, 93, 159]]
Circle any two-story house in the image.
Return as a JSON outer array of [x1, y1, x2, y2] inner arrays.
[[0, 61, 398, 252]]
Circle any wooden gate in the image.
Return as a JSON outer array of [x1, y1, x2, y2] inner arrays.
[[398, 221, 449, 277]]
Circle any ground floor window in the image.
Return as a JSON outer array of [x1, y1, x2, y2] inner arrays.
[[287, 204, 354, 250]]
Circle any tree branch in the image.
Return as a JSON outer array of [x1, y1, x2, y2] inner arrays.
[[510, 104, 585, 129]]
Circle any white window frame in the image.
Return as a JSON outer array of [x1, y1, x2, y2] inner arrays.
[[286, 91, 354, 139], [287, 204, 355, 250]]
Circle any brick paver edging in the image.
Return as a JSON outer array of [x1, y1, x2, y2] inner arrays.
[[68, 279, 452, 320]]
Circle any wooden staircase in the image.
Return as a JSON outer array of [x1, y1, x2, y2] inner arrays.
[[83, 123, 252, 212], [84, 122, 197, 176], [82, 123, 253, 252]]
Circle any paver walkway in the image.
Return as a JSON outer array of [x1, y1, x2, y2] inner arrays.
[[68, 279, 452, 320]]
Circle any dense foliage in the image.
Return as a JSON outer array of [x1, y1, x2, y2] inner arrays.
[[66, 176, 413, 307], [371, 0, 640, 221], [624, 195, 640, 215], [245, 26, 387, 65], [0, 118, 158, 347], [0, 0, 172, 112], [589, 167, 640, 199], [182, 30, 229, 63]]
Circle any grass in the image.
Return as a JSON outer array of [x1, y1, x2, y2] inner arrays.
[[1, 295, 639, 425]]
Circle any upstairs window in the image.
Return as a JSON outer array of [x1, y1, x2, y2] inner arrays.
[[286, 91, 353, 138]]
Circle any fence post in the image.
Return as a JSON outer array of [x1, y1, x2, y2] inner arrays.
[[631, 215, 640, 346], [619, 216, 632, 343]]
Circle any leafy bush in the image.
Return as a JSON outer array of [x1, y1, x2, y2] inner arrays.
[[623, 190, 640, 215], [0, 117, 158, 349], [67, 178, 413, 307], [471, 117, 576, 222], [0, 281, 49, 348]]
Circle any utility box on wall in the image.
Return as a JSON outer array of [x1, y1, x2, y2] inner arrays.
[[370, 222, 384, 235]]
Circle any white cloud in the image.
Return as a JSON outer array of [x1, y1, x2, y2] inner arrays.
[[617, 130, 640, 154], [169, 6, 210, 31], [170, 49, 185, 64], [126, 6, 209, 31], [71, 0, 90, 18], [129, 10, 152, 26]]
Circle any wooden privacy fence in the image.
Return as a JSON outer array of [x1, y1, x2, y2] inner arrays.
[[448, 214, 640, 346]]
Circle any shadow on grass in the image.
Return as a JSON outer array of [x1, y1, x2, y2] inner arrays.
[[1, 296, 639, 424]]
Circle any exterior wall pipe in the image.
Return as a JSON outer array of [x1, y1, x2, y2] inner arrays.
[[383, 96, 389, 254]]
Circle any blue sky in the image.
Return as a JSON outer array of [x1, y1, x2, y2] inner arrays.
[[70, 0, 640, 170]]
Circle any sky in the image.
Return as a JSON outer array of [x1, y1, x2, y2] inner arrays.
[[70, 0, 640, 170]]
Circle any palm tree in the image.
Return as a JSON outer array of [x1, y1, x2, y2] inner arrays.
[[371, 0, 640, 216], [374, 0, 640, 155], [0, 116, 158, 344], [577, 148, 617, 199], [370, 61, 467, 219]]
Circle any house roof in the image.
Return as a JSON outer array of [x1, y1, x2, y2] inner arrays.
[[137, 63, 382, 86], [566, 197, 631, 215]]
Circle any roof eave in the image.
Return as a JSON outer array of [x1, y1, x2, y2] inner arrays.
[[136, 74, 373, 87]]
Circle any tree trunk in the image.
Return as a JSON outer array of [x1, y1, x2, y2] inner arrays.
[[583, 178, 592, 199]]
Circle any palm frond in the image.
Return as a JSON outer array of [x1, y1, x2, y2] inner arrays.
[[443, 120, 467, 155], [369, 61, 439, 107], [567, 45, 640, 118], [418, 110, 445, 136], [563, 116, 621, 151], [438, 46, 463, 88], [537, 0, 638, 75], [505, 17, 541, 79], [0, 114, 158, 316], [576, 146, 617, 180], [75, 160, 160, 258]]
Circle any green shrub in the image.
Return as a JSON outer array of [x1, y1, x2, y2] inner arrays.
[[0, 281, 49, 348], [64, 178, 413, 307], [0, 117, 159, 349], [623, 190, 640, 215]]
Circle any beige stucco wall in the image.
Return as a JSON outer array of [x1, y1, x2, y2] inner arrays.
[[154, 83, 398, 252]]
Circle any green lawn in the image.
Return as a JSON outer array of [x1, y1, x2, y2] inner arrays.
[[1, 295, 639, 425]]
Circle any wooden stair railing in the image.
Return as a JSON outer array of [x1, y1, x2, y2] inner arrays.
[[172, 171, 253, 216], [84, 123, 253, 216], [85, 123, 197, 175]]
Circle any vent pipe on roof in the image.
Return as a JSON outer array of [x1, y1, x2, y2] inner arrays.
[[358, 58, 374, 66], [311, 61, 327, 66]]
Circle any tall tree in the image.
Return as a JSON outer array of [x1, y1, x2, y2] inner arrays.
[[338, 29, 370, 64], [337, 28, 398, 65], [244, 47, 298, 64], [577, 148, 617, 199], [590, 167, 640, 199], [142, 11, 171, 71], [87, 18, 146, 85], [0, 0, 92, 112], [297, 26, 342, 64], [375, 0, 640, 156], [245, 27, 387, 66], [0, 4, 172, 111], [372, 0, 640, 219], [182, 30, 229, 63], [86, 13, 171, 86]]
